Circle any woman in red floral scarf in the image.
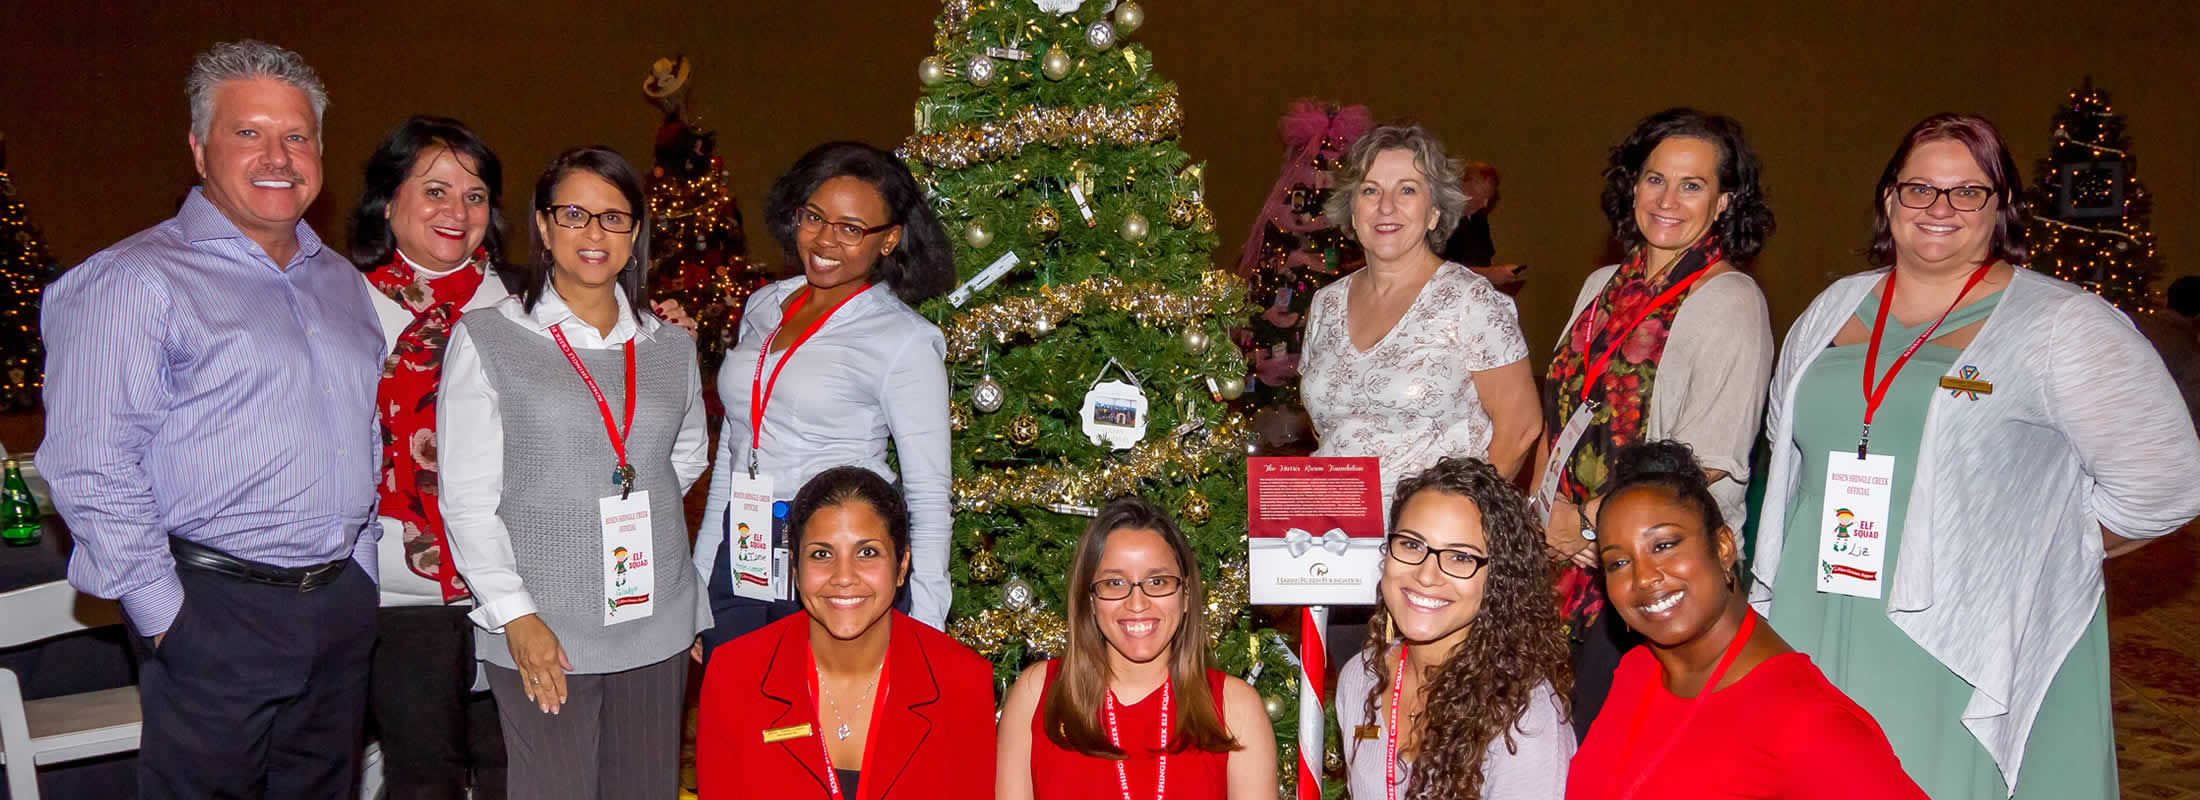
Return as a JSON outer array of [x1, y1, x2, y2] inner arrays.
[[347, 115, 516, 799], [1528, 108, 1777, 741]]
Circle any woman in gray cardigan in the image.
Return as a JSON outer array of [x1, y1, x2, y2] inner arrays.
[[438, 147, 711, 800]]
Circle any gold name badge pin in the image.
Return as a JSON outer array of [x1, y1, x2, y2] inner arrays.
[[762, 723, 814, 743], [1938, 376, 1993, 395], [1354, 724, 1381, 741]]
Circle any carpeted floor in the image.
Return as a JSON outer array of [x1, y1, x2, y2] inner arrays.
[[2107, 522, 2200, 799]]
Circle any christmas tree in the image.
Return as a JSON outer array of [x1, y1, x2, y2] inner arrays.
[[901, 0, 1315, 791], [0, 135, 52, 411], [641, 57, 772, 409], [1236, 101, 1367, 411], [2025, 78, 2163, 312]]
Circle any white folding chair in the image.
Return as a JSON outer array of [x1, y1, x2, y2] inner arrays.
[[0, 580, 139, 800]]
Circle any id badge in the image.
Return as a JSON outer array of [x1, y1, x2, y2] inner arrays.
[[726, 474, 780, 602], [1532, 402, 1596, 526], [600, 491, 655, 625], [1815, 452, 1895, 599]]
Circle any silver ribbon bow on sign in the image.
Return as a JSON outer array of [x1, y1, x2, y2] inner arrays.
[[1283, 527, 1350, 558]]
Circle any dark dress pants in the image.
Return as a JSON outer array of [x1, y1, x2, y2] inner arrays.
[[132, 561, 377, 799], [369, 605, 508, 800]]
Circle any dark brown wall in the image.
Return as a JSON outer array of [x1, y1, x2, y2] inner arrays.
[[6, 0, 2196, 344]]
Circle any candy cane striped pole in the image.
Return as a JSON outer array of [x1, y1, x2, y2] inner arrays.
[[1298, 605, 1328, 800]]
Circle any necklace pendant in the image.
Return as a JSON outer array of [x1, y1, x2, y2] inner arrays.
[[836, 723, 852, 741]]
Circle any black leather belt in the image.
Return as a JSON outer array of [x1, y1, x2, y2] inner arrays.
[[170, 537, 349, 591]]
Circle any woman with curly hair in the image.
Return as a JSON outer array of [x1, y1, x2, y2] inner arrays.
[[1531, 108, 1777, 738], [1337, 457, 1573, 799], [1570, 441, 1922, 799]]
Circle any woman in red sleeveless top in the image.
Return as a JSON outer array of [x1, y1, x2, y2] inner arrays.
[[996, 497, 1277, 800]]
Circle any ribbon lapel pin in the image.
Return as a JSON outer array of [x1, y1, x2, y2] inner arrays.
[[1940, 365, 1992, 400]]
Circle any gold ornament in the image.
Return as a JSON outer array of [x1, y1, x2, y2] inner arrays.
[[1119, 211, 1150, 242], [1029, 205, 1062, 238], [949, 404, 972, 432], [1325, 741, 1345, 773], [940, 271, 1249, 361], [1193, 207, 1216, 233], [918, 55, 948, 87], [1181, 489, 1212, 524], [1041, 43, 1072, 81], [898, 91, 1184, 169], [1216, 375, 1246, 400], [1181, 327, 1210, 354], [964, 219, 994, 249], [1010, 415, 1041, 445], [1114, 0, 1145, 32], [969, 547, 999, 581], [1167, 196, 1197, 228], [1263, 694, 1286, 721]]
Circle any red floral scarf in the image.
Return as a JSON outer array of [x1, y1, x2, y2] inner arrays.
[[368, 249, 488, 603], [1542, 239, 1721, 633]]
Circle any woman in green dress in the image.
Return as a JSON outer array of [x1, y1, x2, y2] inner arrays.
[[1750, 113, 2200, 798]]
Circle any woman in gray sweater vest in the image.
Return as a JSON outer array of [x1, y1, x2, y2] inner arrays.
[[437, 146, 711, 799]]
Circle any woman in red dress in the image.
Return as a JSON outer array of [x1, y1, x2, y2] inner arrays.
[[1566, 441, 1924, 800], [698, 467, 997, 799], [996, 497, 1278, 800]]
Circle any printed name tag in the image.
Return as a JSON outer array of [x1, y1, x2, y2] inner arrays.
[[727, 475, 784, 602], [601, 491, 655, 625], [1815, 452, 1895, 599], [762, 723, 814, 743]]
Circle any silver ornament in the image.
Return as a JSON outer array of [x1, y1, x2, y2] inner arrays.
[[964, 220, 994, 249], [1002, 577, 1036, 611], [918, 56, 949, 87], [1041, 44, 1072, 81], [1119, 211, 1150, 242], [1217, 375, 1246, 400], [1085, 20, 1117, 51], [966, 54, 997, 86], [1114, 0, 1145, 33], [1181, 328, 1210, 354], [973, 375, 1006, 413]]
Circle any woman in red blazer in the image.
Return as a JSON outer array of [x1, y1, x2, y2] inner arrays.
[[699, 467, 997, 799]]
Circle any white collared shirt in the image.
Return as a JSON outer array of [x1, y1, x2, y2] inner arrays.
[[437, 286, 711, 632], [694, 277, 953, 628]]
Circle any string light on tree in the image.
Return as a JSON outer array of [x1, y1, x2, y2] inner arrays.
[[0, 135, 54, 411], [2024, 77, 2163, 312]]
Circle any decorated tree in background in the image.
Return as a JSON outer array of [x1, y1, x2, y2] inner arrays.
[[902, 0, 1320, 791], [1235, 101, 1367, 410], [641, 56, 773, 408], [0, 135, 53, 411], [2025, 78, 2163, 312]]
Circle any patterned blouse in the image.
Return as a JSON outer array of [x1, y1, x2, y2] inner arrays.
[[1301, 262, 1530, 513]]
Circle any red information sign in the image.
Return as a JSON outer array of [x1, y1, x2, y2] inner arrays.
[[1246, 457, 1384, 605]]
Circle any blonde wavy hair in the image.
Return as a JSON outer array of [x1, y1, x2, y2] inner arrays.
[[1323, 123, 1470, 254]]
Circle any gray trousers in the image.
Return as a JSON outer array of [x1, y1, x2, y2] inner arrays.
[[484, 654, 688, 800]]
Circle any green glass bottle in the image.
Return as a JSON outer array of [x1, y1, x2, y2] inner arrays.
[[2, 459, 42, 547]]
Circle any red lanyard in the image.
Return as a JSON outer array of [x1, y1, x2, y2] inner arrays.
[[807, 649, 890, 800], [1575, 253, 1719, 404], [749, 284, 873, 478], [1384, 646, 1408, 800], [547, 326, 637, 497], [1857, 261, 1994, 458], [1103, 679, 1170, 800], [1613, 612, 1755, 800]]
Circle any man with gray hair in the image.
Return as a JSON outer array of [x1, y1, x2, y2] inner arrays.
[[38, 39, 382, 797]]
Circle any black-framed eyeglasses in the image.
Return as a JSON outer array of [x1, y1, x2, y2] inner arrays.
[[794, 207, 895, 246], [1893, 182, 1994, 212], [1090, 575, 1184, 601], [1385, 534, 1490, 580], [542, 204, 639, 234]]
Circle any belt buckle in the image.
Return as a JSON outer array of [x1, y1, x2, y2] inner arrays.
[[297, 562, 338, 591]]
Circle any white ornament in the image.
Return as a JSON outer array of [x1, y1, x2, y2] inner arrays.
[[1080, 358, 1150, 450], [1034, 0, 1083, 14], [973, 375, 1006, 413], [966, 54, 997, 86], [1002, 577, 1037, 610]]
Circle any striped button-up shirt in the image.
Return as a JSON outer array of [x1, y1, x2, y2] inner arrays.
[[39, 188, 385, 636]]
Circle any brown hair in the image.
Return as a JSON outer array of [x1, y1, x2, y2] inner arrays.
[[1356, 458, 1571, 799], [1042, 496, 1239, 757], [1867, 113, 2028, 268]]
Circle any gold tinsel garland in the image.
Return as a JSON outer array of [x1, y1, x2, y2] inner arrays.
[[943, 270, 1246, 362], [950, 560, 1251, 658], [955, 413, 1252, 512], [900, 91, 1183, 170]]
